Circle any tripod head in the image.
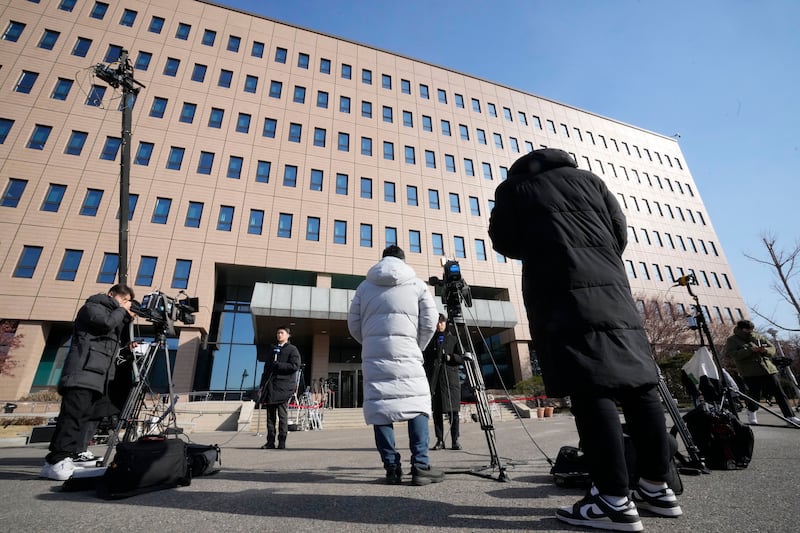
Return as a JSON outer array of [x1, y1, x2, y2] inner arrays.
[[428, 258, 472, 321]]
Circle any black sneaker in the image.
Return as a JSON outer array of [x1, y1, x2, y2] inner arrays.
[[411, 464, 445, 486], [631, 484, 682, 517], [450, 441, 462, 451], [385, 465, 403, 485], [260, 442, 275, 449], [430, 441, 445, 450], [556, 487, 643, 532]]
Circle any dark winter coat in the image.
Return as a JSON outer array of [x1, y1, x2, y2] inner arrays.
[[58, 293, 131, 395], [488, 148, 658, 397], [424, 330, 464, 413], [258, 342, 301, 405], [724, 326, 778, 377]]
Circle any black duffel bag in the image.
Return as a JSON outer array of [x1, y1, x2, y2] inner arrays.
[[98, 435, 191, 499]]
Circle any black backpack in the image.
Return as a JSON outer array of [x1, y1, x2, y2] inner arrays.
[[681, 403, 754, 470]]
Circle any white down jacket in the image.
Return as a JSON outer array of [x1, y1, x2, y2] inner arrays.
[[348, 257, 438, 425]]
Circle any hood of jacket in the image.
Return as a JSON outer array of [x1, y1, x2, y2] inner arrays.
[[365, 256, 417, 287], [507, 148, 577, 179]]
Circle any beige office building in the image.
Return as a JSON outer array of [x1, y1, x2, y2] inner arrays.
[[0, 0, 748, 405]]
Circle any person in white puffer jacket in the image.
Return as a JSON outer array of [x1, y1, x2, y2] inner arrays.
[[348, 245, 442, 486]]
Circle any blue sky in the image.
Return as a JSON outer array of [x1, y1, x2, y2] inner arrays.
[[224, 0, 800, 332]]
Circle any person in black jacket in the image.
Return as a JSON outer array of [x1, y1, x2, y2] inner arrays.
[[40, 284, 135, 481], [257, 325, 301, 449], [424, 314, 464, 450], [489, 149, 681, 531]]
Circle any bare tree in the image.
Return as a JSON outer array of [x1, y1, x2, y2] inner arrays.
[[636, 295, 696, 360], [0, 319, 24, 376], [744, 234, 800, 331]]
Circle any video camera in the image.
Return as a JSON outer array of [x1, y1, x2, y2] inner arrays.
[[130, 290, 198, 335], [428, 259, 472, 317]]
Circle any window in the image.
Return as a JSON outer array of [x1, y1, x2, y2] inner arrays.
[[41, 184, 66, 212], [262, 118, 277, 138], [419, 84, 429, 99], [191, 63, 207, 82], [0, 119, 12, 145], [99, 136, 121, 160], [382, 105, 393, 123], [248, 209, 264, 235], [336, 173, 348, 195], [252, 41, 264, 57], [85, 85, 105, 107], [482, 162, 493, 180], [60, 0, 77, 11], [338, 132, 350, 151], [341, 63, 352, 79], [15, 71, 39, 94], [425, 150, 436, 169], [13, 246, 43, 278], [398, 79, 411, 94], [402, 110, 413, 128], [449, 193, 461, 213], [381, 74, 392, 89], [509, 137, 520, 153], [56, 250, 84, 281], [361, 136, 373, 156], [148, 16, 164, 33], [175, 23, 191, 40], [297, 52, 310, 69], [208, 107, 224, 128], [333, 220, 347, 244], [313, 127, 326, 148], [255, 160, 271, 183], [469, 196, 480, 216], [65, 131, 88, 155], [383, 181, 396, 203], [441, 120, 451, 136], [493, 133, 504, 149], [227, 156, 243, 179], [135, 51, 152, 71], [51, 78, 73, 100], [227, 35, 241, 52], [38, 29, 60, 50], [2, 178, 28, 208], [428, 189, 440, 209], [72, 37, 92, 57], [409, 230, 422, 253], [202, 29, 216, 46], [197, 151, 215, 174], [360, 177, 373, 199], [445, 154, 456, 173], [432, 233, 444, 256], [362, 69, 372, 85], [218, 69, 233, 88], [274, 47, 287, 63], [383, 141, 394, 160], [306, 217, 320, 241], [185, 202, 203, 227], [179, 102, 196, 123], [90, 2, 109, 19], [135, 256, 157, 286], [217, 206, 234, 231], [320, 58, 331, 74], [362, 101, 372, 118], [163, 57, 180, 77], [151, 197, 172, 224], [464, 159, 475, 176], [317, 91, 329, 109], [278, 213, 293, 238], [476, 129, 487, 144], [404, 145, 415, 164], [283, 165, 297, 187], [3, 21, 26, 42], [293, 86, 306, 103], [119, 9, 137, 27], [358, 223, 373, 248], [27, 125, 52, 150], [385, 227, 398, 247], [236, 113, 251, 133], [475, 239, 487, 261], [244, 75, 258, 93], [171, 259, 192, 289], [97, 253, 118, 283], [406, 185, 418, 206], [310, 169, 324, 191], [134, 142, 154, 165], [422, 115, 432, 132]]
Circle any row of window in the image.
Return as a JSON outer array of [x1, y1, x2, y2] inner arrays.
[[634, 297, 743, 327]]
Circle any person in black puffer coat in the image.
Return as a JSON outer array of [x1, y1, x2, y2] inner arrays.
[[424, 314, 464, 450], [257, 325, 301, 449], [489, 149, 681, 530]]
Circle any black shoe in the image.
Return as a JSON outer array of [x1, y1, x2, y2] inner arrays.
[[261, 442, 275, 449], [556, 487, 642, 532], [450, 441, 462, 451], [411, 464, 445, 486], [631, 484, 682, 517], [430, 441, 445, 450], [385, 465, 403, 485], [277, 441, 286, 449]]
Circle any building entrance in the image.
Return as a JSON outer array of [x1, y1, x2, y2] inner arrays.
[[328, 366, 363, 408]]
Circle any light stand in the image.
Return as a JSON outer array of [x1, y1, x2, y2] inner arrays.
[[93, 49, 145, 285]]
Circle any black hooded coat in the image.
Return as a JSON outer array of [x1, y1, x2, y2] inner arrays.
[[488, 148, 658, 397]]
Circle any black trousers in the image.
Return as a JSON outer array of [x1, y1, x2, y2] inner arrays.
[[743, 373, 794, 417], [433, 410, 460, 444], [265, 402, 288, 443], [570, 385, 671, 497], [46, 387, 102, 464]]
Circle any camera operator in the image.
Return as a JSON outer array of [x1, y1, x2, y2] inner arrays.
[[424, 313, 464, 450], [489, 148, 681, 531], [723, 320, 800, 425], [40, 284, 136, 481]]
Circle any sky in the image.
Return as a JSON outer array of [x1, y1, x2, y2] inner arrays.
[[223, 0, 800, 333]]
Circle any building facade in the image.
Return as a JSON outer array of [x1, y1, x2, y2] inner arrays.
[[0, 0, 748, 405]]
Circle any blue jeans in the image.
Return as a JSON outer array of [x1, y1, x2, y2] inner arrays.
[[373, 414, 430, 469]]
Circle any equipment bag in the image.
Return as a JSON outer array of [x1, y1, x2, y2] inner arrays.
[[682, 403, 754, 470], [186, 443, 221, 477], [98, 435, 191, 499]]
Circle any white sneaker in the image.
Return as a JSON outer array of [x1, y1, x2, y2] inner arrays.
[[73, 451, 100, 467], [747, 411, 758, 425], [39, 458, 80, 481], [787, 416, 800, 426]]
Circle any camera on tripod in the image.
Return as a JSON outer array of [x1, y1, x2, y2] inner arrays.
[[130, 290, 198, 335], [428, 259, 472, 315]]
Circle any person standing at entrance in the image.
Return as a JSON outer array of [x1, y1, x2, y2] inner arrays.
[[257, 325, 301, 449], [424, 313, 464, 450], [347, 245, 442, 485]]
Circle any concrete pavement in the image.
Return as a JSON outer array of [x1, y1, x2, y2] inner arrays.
[[0, 415, 797, 532]]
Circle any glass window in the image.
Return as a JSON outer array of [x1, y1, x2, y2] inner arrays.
[[172, 259, 192, 289], [360, 177, 372, 199], [471, 98, 481, 113], [255, 160, 271, 183], [217, 205, 234, 231], [403, 110, 413, 128], [116, 194, 138, 221], [163, 57, 180, 77], [361, 137, 372, 156], [97, 253, 118, 283], [362, 69, 372, 85], [319, 58, 331, 74], [341, 63, 351, 79], [148, 16, 164, 33], [3, 21, 26, 42], [310, 169, 324, 191], [441, 120, 451, 136], [56, 249, 84, 281], [227, 35, 241, 52], [99, 136, 121, 160], [459, 124, 469, 141], [175, 23, 191, 40], [333, 220, 347, 244], [27, 124, 52, 150], [218, 69, 233, 88], [14, 71, 39, 94], [425, 150, 436, 169], [167, 146, 184, 170], [179, 102, 196, 123], [288, 123, 302, 143], [85, 85, 105, 107], [236, 113, 251, 133], [262, 118, 277, 138], [0, 119, 13, 144], [13, 246, 43, 278], [360, 224, 373, 247], [422, 115, 432, 132], [306, 217, 320, 241], [488, 103, 497, 117], [64, 131, 88, 155], [269, 80, 282, 98], [252, 41, 264, 57], [293, 86, 306, 103], [382, 106, 393, 123], [274, 47, 287, 63], [297, 52, 309, 69], [313, 127, 326, 148], [2, 178, 28, 208], [60, 0, 77, 11], [385, 227, 398, 247], [432, 233, 444, 256], [362, 101, 373, 118], [134, 51, 152, 71], [382, 74, 392, 90], [406, 185, 418, 206], [401, 79, 411, 94], [38, 29, 60, 50], [482, 162, 493, 180], [336, 173, 348, 195], [317, 91, 329, 109], [419, 84, 429, 99], [90, 2, 109, 20], [51, 78, 74, 100], [134, 141, 154, 165], [283, 165, 297, 187], [444, 154, 456, 173], [202, 29, 216, 46], [340, 96, 351, 113], [428, 189, 440, 209], [454, 236, 466, 258], [475, 239, 487, 261], [227, 156, 243, 179], [409, 230, 421, 253], [493, 133, 504, 149], [278, 213, 293, 238], [72, 36, 92, 57], [185, 201, 203, 227], [437, 89, 447, 104], [151, 197, 172, 224], [469, 196, 480, 216], [383, 141, 394, 160], [338, 132, 350, 151], [135, 256, 157, 286], [464, 158, 475, 176], [384, 181, 396, 203], [197, 151, 215, 174], [120, 9, 137, 27], [248, 209, 264, 235], [404, 145, 415, 164], [208, 107, 224, 128], [244, 75, 258, 93], [455, 94, 464, 108], [191, 63, 207, 82], [42, 184, 66, 212], [449, 192, 460, 213]]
